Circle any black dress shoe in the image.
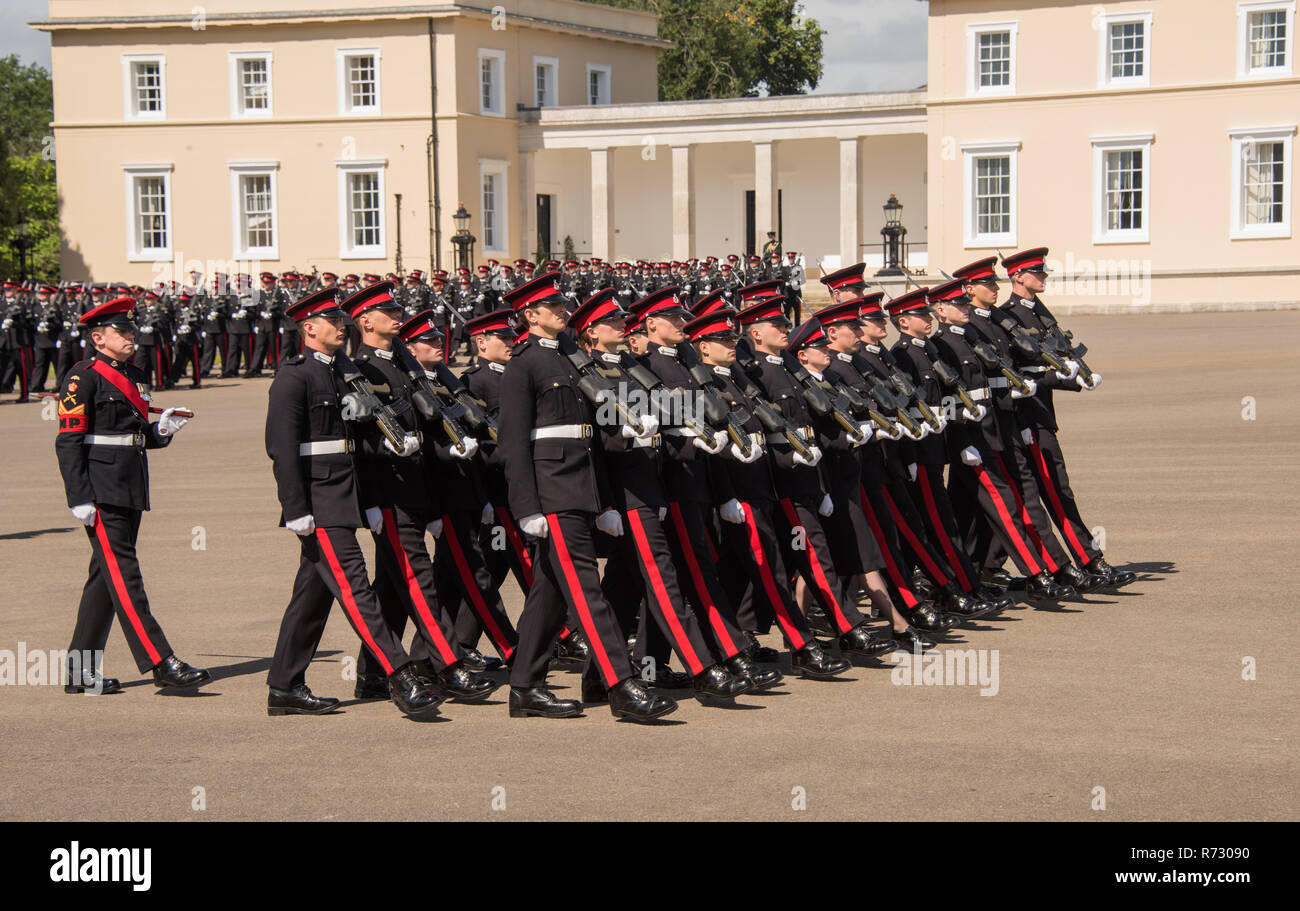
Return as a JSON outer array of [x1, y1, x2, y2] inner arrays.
[[510, 686, 584, 718], [554, 631, 590, 664], [1056, 563, 1103, 594], [1091, 557, 1136, 588], [978, 585, 1017, 609], [743, 630, 781, 663], [460, 647, 503, 672], [1025, 571, 1067, 601], [353, 673, 389, 700], [838, 622, 900, 658], [891, 626, 937, 652], [268, 684, 341, 716], [152, 655, 211, 689], [790, 642, 851, 679], [981, 567, 1013, 589], [64, 658, 122, 695], [938, 589, 999, 620], [650, 667, 692, 689], [804, 603, 835, 636], [388, 664, 444, 716], [438, 664, 499, 702], [692, 664, 753, 703], [911, 569, 937, 600], [608, 678, 678, 722], [725, 654, 783, 690], [903, 602, 956, 633]]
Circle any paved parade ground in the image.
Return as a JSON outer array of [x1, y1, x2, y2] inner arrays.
[[1, 310, 1296, 822]]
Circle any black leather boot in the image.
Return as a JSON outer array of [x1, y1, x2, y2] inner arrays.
[[510, 686, 583, 718], [838, 622, 900, 657], [438, 664, 499, 702], [790, 642, 851, 679], [64, 656, 121, 695], [268, 684, 341, 716], [1025, 571, 1067, 600], [460, 647, 503, 672], [692, 664, 754, 704], [553, 631, 590, 664], [743, 630, 781, 663], [1091, 557, 1136, 588], [1055, 563, 1102, 594], [388, 664, 444, 716], [608, 678, 678, 722], [353, 673, 389, 700], [725, 653, 782, 690], [903, 602, 957, 632], [152, 655, 211, 690], [891, 626, 937, 652]]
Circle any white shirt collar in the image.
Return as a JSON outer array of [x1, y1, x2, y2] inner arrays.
[[865, 344, 881, 353], [807, 368, 824, 381], [423, 368, 438, 379], [312, 350, 334, 365], [973, 306, 991, 317]]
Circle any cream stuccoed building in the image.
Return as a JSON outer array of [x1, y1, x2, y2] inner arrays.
[[32, 0, 926, 291]]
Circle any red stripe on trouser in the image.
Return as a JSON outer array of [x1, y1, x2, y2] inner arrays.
[[994, 454, 1058, 572], [381, 509, 457, 666], [858, 485, 920, 608], [315, 528, 394, 675], [18, 348, 29, 396], [917, 466, 972, 591], [778, 498, 852, 634], [1028, 437, 1091, 565], [740, 503, 807, 649], [882, 487, 950, 586], [545, 514, 620, 687], [973, 464, 1042, 574], [92, 513, 163, 667], [495, 506, 534, 587], [627, 509, 705, 675], [667, 502, 739, 656], [441, 513, 515, 660]]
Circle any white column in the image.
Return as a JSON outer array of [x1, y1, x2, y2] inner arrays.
[[839, 137, 863, 266], [671, 144, 695, 262], [590, 147, 615, 262], [754, 140, 777, 246], [520, 150, 537, 262]]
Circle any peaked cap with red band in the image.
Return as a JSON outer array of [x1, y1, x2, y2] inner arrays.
[[858, 292, 888, 320], [735, 296, 791, 326], [342, 279, 402, 319], [815, 299, 866, 326], [684, 308, 739, 342], [503, 272, 567, 313], [952, 257, 1000, 284], [818, 262, 867, 291], [927, 279, 969, 305], [398, 309, 446, 342], [631, 286, 692, 321], [690, 288, 731, 318], [787, 319, 828, 353], [286, 287, 346, 322], [735, 280, 785, 305], [1000, 247, 1052, 275], [463, 308, 519, 337], [884, 287, 931, 317], [567, 289, 628, 335], [80, 297, 138, 330]]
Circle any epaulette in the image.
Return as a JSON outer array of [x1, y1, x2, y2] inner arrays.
[[282, 354, 305, 366], [354, 352, 369, 363], [462, 361, 481, 375]]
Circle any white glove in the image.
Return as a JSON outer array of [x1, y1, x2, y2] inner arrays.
[[1020, 427, 1034, 445], [364, 507, 384, 534], [426, 518, 444, 537], [1055, 359, 1080, 381], [691, 431, 726, 454], [595, 509, 624, 537], [141, 326, 153, 335], [481, 503, 495, 525], [657, 506, 668, 521], [340, 393, 374, 421], [632, 413, 659, 439], [729, 439, 763, 463], [383, 433, 420, 457], [1010, 377, 1038, 399], [908, 463, 918, 482], [1078, 372, 1102, 390], [286, 514, 316, 536], [960, 446, 983, 467], [961, 405, 987, 423], [449, 437, 479, 459], [799, 445, 823, 467], [71, 503, 97, 527], [719, 498, 746, 525], [156, 407, 191, 437], [903, 422, 927, 441], [852, 423, 873, 446], [519, 513, 549, 538], [818, 494, 834, 517]]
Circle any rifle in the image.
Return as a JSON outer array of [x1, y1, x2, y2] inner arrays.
[[781, 350, 871, 442], [392, 345, 493, 447], [674, 340, 758, 459], [334, 351, 412, 451], [1005, 323, 1070, 376], [725, 358, 816, 460], [971, 340, 1034, 396], [1035, 317, 1096, 386], [887, 368, 943, 433], [555, 332, 648, 437], [931, 358, 980, 414]]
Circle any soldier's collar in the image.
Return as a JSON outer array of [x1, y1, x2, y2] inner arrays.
[[373, 347, 393, 360], [313, 350, 335, 365], [423, 368, 438, 379], [656, 345, 679, 357], [865, 344, 881, 353], [712, 365, 731, 377], [950, 325, 966, 335], [836, 351, 854, 362], [973, 306, 991, 317], [910, 337, 927, 348], [537, 336, 559, 349], [806, 368, 824, 381], [764, 354, 783, 365], [600, 352, 621, 364], [488, 360, 506, 373], [1016, 295, 1037, 309]]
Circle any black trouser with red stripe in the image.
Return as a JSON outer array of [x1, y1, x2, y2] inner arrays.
[[357, 506, 465, 680], [509, 511, 634, 691], [2, 344, 30, 398], [717, 500, 815, 651], [478, 505, 583, 649], [909, 463, 980, 593], [200, 333, 222, 375], [879, 461, 960, 591], [586, 506, 723, 691], [221, 333, 251, 377], [983, 444, 1070, 574], [1022, 426, 1099, 567], [30, 344, 57, 391], [775, 497, 867, 635], [170, 341, 201, 386], [857, 481, 926, 609], [949, 451, 1048, 578], [432, 508, 519, 663], [268, 526, 410, 691], [248, 329, 274, 375], [70, 505, 174, 674], [663, 500, 751, 658]]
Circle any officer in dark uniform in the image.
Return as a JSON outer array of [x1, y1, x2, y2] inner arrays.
[[1, 279, 32, 401], [129, 290, 163, 390], [54, 296, 210, 694], [199, 275, 227, 376], [221, 274, 253, 377], [498, 272, 676, 722], [55, 283, 88, 388], [28, 285, 61, 392], [169, 293, 202, 388], [244, 271, 280, 377], [263, 287, 442, 717], [276, 271, 303, 364]]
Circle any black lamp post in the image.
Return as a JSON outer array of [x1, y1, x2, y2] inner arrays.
[[450, 203, 476, 275], [875, 194, 907, 277], [11, 213, 35, 282]]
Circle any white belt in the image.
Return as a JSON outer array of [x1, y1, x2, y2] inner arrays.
[[988, 377, 1009, 388], [628, 434, 661, 449], [1022, 365, 1047, 374], [530, 424, 592, 441], [85, 433, 145, 447], [967, 388, 992, 402], [299, 439, 354, 455]]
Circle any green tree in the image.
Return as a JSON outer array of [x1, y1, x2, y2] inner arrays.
[[601, 0, 823, 100], [0, 54, 57, 281]]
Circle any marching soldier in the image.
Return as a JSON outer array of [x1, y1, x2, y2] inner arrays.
[[54, 295, 210, 694], [169, 293, 202, 388], [244, 271, 280, 377], [199, 275, 227, 377], [221, 274, 254, 377], [55, 283, 88, 388]]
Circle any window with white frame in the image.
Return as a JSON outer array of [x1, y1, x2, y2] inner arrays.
[[1098, 12, 1153, 88], [479, 49, 505, 116], [479, 160, 509, 252], [230, 164, 278, 258], [337, 49, 380, 115], [122, 54, 166, 120], [229, 52, 272, 118], [1230, 127, 1293, 238], [337, 161, 386, 258], [1092, 135, 1153, 243], [962, 142, 1018, 247], [123, 165, 172, 260], [967, 22, 1018, 95], [1238, 2, 1295, 77], [587, 64, 611, 105], [534, 56, 557, 107]]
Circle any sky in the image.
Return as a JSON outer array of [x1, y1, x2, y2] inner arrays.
[[2, 0, 929, 93]]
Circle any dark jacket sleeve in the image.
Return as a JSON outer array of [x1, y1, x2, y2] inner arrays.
[[499, 357, 542, 519], [266, 370, 311, 523]]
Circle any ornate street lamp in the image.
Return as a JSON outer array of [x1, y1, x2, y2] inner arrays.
[[450, 203, 476, 275], [875, 194, 907, 277], [11, 213, 36, 282]]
